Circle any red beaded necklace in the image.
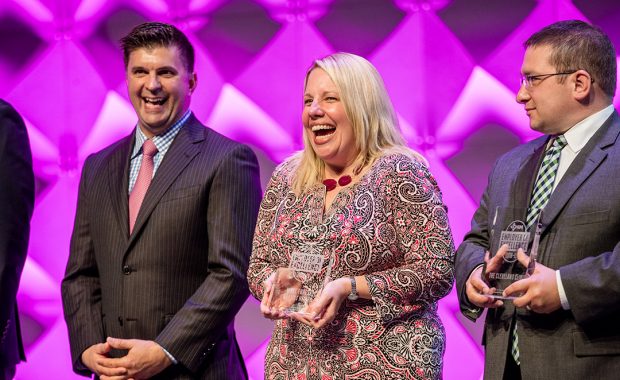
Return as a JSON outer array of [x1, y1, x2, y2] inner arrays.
[[322, 175, 352, 191]]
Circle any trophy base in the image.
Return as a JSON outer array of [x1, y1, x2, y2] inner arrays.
[[486, 294, 518, 300], [286, 310, 317, 319]]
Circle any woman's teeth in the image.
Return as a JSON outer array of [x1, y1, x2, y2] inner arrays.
[[312, 124, 335, 137]]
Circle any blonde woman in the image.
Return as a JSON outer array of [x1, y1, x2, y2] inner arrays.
[[248, 53, 454, 379]]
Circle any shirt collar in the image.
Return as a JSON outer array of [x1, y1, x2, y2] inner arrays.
[[562, 105, 614, 153], [131, 110, 192, 158]]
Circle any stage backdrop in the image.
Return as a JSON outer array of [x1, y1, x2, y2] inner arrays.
[[2, 0, 619, 378]]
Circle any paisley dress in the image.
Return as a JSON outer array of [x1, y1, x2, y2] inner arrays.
[[248, 153, 455, 379]]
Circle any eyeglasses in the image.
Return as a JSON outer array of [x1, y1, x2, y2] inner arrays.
[[519, 70, 577, 88]]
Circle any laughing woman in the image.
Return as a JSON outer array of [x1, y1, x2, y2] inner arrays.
[[247, 53, 455, 379]]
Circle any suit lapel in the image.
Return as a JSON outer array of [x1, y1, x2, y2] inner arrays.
[[512, 138, 547, 215], [107, 134, 133, 239], [127, 116, 205, 247], [540, 113, 620, 234]]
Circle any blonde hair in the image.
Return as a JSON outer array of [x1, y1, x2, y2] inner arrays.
[[291, 52, 425, 194]]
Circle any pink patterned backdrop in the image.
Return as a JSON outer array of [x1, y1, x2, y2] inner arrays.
[[3, 0, 619, 378]]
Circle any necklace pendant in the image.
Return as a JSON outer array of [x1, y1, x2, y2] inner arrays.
[[322, 175, 352, 191], [338, 175, 352, 186], [323, 178, 337, 191]]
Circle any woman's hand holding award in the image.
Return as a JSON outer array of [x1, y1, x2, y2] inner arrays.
[[267, 246, 332, 318]]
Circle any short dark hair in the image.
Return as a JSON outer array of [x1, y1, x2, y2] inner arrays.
[[120, 22, 195, 73], [525, 20, 616, 99]]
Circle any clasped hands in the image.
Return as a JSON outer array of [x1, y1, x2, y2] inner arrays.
[[81, 337, 172, 380], [260, 270, 350, 329], [465, 244, 562, 313]]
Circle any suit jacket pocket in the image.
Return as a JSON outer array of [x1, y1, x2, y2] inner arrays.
[[573, 329, 620, 356], [563, 209, 609, 226], [101, 314, 107, 337], [159, 185, 201, 204]]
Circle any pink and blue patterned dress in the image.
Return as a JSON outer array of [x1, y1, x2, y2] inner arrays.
[[248, 153, 455, 379]]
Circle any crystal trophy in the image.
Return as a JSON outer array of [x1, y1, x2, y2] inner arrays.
[[485, 207, 542, 300], [267, 245, 333, 317]]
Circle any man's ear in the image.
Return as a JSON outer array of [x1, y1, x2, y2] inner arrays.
[[573, 69, 593, 101], [189, 72, 197, 93]]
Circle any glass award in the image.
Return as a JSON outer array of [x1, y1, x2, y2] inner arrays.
[[484, 207, 542, 300], [267, 245, 333, 317]]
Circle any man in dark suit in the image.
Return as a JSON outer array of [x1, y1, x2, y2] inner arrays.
[[456, 20, 620, 380], [0, 100, 34, 380], [61, 22, 261, 379]]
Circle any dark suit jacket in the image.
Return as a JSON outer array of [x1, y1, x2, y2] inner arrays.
[[456, 111, 620, 379], [61, 114, 262, 379], [0, 100, 34, 369]]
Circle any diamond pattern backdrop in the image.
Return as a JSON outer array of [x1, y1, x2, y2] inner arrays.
[[3, 0, 619, 379]]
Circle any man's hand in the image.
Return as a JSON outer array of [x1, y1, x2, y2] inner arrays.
[[98, 338, 172, 380], [503, 250, 562, 313], [81, 342, 127, 378], [464, 247, 508, 309]]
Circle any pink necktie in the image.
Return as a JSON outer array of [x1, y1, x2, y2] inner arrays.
[[129, 139, 158, 234]]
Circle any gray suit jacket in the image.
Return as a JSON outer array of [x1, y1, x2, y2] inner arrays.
[[61, 115, 262, 379], [456, 111, 620, 379], [0, 100, 34, 369]]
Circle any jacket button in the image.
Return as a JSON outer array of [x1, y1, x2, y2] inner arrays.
[[123, 265, 132, 275]]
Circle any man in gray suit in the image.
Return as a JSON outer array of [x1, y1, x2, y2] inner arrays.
[[61, 22, 261, 379], [456, 20, 620, 379], [0, 100, 34, 380]]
